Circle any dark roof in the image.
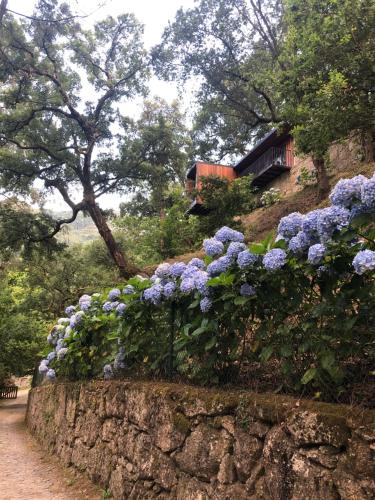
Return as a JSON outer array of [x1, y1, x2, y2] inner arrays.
[[234, 128, 291, 175]]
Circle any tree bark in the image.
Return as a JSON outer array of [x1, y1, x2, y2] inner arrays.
[[84, 193, 138, 278], [0, 0, 7, 26], [312, 156, 330, 200]]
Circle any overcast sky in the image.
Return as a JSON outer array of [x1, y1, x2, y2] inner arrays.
[[7, 0, 197, 211]]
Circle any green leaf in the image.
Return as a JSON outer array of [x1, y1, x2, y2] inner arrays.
[[248, 243, 265, 254], [205, 336, 217, 351], [234, 296, 248, 305], [259, 345, 273, 362], [301, 367, 317, 385], [188, 299, 200, 309]]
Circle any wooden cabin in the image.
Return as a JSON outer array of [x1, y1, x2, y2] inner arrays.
[[186, 129, 294, 215]]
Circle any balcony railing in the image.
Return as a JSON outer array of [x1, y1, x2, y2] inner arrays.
[[248, 146, 291, 177]]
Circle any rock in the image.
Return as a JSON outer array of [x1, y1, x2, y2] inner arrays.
[[218, 453, 237, 484], [333, 470, 375, 499], [174, 424, 232, 481], [233, 428, 263, 482], [175, 474, 210, 500], [299, 445, 340, 469], [291, 452, 339, 499], [286, 410, 350, 447]]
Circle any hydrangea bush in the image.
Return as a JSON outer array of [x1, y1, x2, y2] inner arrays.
[[39, 173, 375, 396]]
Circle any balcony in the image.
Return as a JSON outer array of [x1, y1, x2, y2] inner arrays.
[[243, 146, 292, 188]]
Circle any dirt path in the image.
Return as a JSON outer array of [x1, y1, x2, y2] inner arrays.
[[0, 390, 102, 500]]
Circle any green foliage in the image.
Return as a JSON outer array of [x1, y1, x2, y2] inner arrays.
[[296, 167, 317, 187], [192, 175, 256, 235]]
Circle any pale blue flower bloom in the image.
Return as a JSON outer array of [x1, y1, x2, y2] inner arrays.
[[39, 360, 49, 374], [163, 282, 176, 299], [57, 347, 68, 360], [240, 283, 256, 296], [207, 256, 232, 276], [47, 351, 56, 362], [288, 231, 311, 254], [123, 285, 135, 295], [237, 250, 258, 269], [329, 175, 367, 208], [169, 262, 186, 277], [263, 249, 287, 271], [79, 294, 91, 306], [353, 250, 375, 274], [46, 369, 56, 380], [143, 284, 163, 305], [108, 289, 121, 301], [194, 271, 209, 294], [227, 242, 247, 259], [317, 206, 350, 242], [155, 263, 171, 279], [200, 297, 212, 312], [180, 278, 195, 293], [188, 258, 205, 269], [302, 209, 323, 239], [65, 305, 76, 317], [116, 303, 127, 316], [360, 177, 375, 208], [103, 364, 114, 380], [307, 244, 326, 265], [277, 212, 304, 240], [214, 226, 244, 243], [203, 238, 224, 256]]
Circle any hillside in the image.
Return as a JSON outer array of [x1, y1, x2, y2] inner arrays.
[[54, 212, 99, 245]]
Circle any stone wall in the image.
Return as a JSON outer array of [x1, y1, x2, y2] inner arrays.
[[26, 381, 375, 499]]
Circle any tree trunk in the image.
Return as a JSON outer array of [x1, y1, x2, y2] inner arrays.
[[312, 156, 330, 200], [85, 194, 138, 278], [0, 0, 8, 26]]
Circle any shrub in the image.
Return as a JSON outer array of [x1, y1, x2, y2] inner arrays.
[[260, 187, 281, 207], [39, 172, 375, 400]]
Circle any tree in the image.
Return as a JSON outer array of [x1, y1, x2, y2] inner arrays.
[[279, 0, 375, 196], [119, 98, 191, 218], [152, 0, 284, 161], [0, 0, 148, 277]]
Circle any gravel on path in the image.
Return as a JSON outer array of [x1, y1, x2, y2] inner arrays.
[[0, 390, 102, 500]]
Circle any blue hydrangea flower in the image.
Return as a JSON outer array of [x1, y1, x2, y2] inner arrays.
[[65, 305, 76, 317], [302, 209, 323, 239], [180, 278, 195, 294], [47, 333, 56, 346], [163, 281, 176, 299], [169, 262, 186, 277], [277, 212, 304, 240], [194, 270, 209, 294], [237, 250, 258, 269], [203, 238, 224, 256], [181, 265, 201, 280], [123, 285, 135, 295], [188, 258, 205, 269], [353, 250, 375, 274], [155, 263, 171, 279], [55, 338, 66, 353], [47, 351, 56, 362], [214, 226, 244, 243], [143, 284, 163, 305], [108, 288, 121, 301], [288, 231, 311, 254], [46, 368, 56, 380], [350, 204, 373, 220], [38, 360, 49, 374], [360, 177, 375, 208], [103, 364, 114, 380], [227, 242, 247, 259], [263, 249, 287, 271], [103, 301, 115, 312], [240, 283, 256, 296], [79, 294, 91, 306], [207, 255, 232, 276], [317, 206, 350, 242], [69, 311, 84, 329], [116, 303, 127, 316], [80, 301, 91, 312], [57, 347, 68, 360], [329, 175, 367, 208], [307, 244, 326, 265], [200, 297, 212, 312]]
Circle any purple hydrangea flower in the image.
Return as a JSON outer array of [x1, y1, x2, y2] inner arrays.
[[307, 244, 326, 265], [188, 258, 205, 269], [79, 294, 91, 306], [207, 255, 232, 276], [329, 175, 367, 208], [103, 364, 114, 380], [214, 226, 244, 243], [69, 311, 84, 329], [353, 250, 375, 274], [180, 278, 195, 293], [55, 338, 66, 353], [143, 284, 163, 305], [80, 301, 91, 312], [169, 262, 187, 277], [163, 281, 176, 299], [203, 238, 224, 256], [360, 177, 375, 208], [155, 263, 171, 279], [103, 301, 115, 312], [65, 305, 76, 317], [227, 242, 247, 259], [47, 351, 56, 362], [302, 209, 323, 239], [317, 206, 350, 242], [123, 285, 135, 295], [57, 347, 68, 361], [288, 231, 311, 254], [181, 265, 201, 280], [277, 212, 304, 240], [263, 249, 287, 271], [200, 297, 212, 312], [237, 250, 258, 269], [46, 368, 56, 380], [38, 360, 49, 374], [108, 288, 121, 301], [240, 283, 256, 296], [194, 270, 209, 294], [116, 303, 127, 316]]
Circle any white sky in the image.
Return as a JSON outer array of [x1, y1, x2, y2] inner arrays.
[[7, 0, 197, 211]]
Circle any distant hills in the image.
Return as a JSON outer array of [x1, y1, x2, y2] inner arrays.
[[52, 211, 99, 245]]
